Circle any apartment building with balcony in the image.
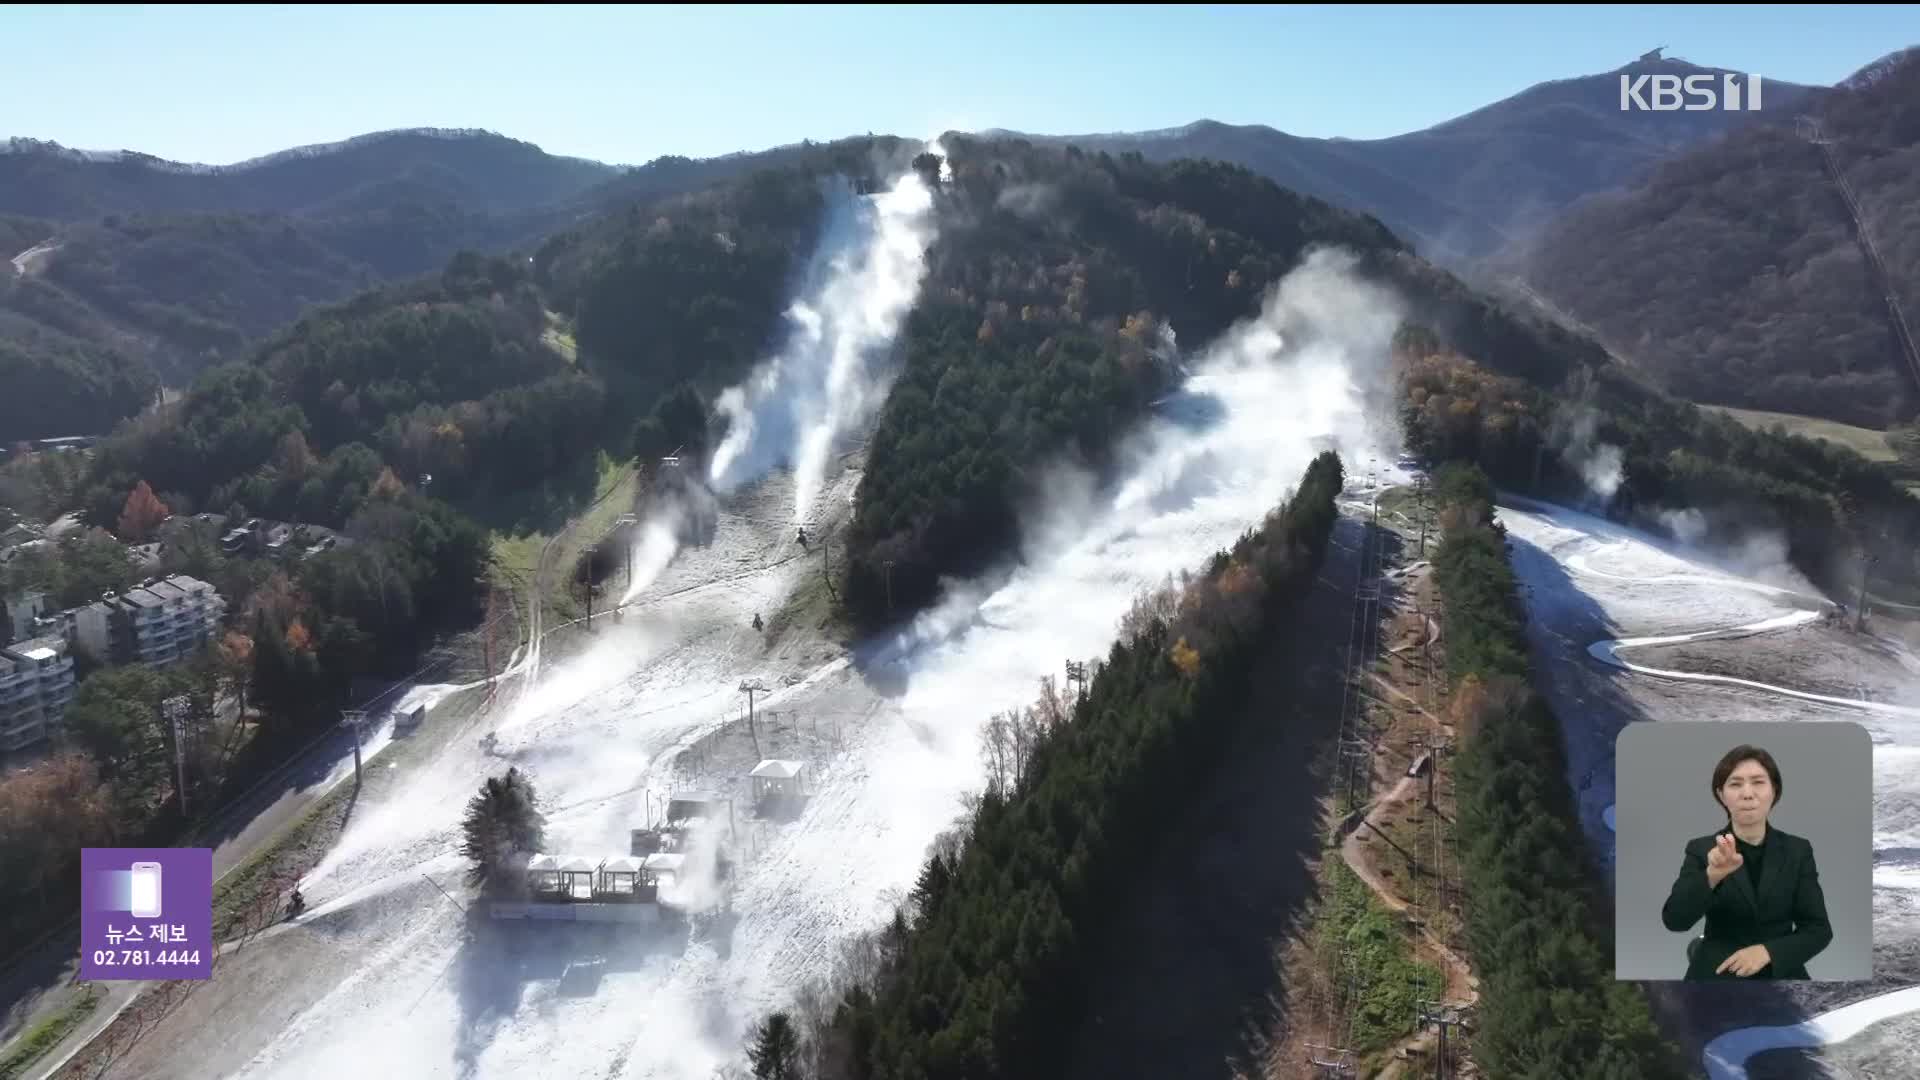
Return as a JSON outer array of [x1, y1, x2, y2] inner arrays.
[[91, 575, 228, 667], [0, 635, 76, 754]]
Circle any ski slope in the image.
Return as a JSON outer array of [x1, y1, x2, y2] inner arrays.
[[84, 240, 1411, 1079], [1497, 499, 1920, 1078]]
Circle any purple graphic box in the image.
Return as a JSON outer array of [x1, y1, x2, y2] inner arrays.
[[80, 848, 213, 980]]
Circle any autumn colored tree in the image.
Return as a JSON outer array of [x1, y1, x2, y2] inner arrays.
[[116, 480, 170, 542], [370, 466, 407, 500], [273, 430, 317, 481], [1168, 636, 1202, 677], [0, 753, 116, 948], [215, 629, 255, 715]]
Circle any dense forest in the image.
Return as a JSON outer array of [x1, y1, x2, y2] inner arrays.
[[741, 452, 1343, 1078], [1427, 462, 1686, 1078], [1507, 49, 1920, 427], [1398, 343, 1920, 604], [0, 128, 849, 443], [840, 139, 1401, 627], [0, 319, 156, 440]]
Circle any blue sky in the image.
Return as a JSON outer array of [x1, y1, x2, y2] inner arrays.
[[9, 4, 1919, 166]]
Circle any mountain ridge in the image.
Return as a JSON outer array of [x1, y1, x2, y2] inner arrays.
[[973, 58, 1821, 265]]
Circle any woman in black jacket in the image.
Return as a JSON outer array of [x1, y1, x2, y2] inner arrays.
[[1661, 744, 1833, 979]]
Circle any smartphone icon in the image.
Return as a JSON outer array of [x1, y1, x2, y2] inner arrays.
[[130, 862, 163, 919]]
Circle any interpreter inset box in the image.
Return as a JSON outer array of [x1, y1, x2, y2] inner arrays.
[[1613, 721, 1871, 981]]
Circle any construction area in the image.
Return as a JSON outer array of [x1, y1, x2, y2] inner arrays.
[[1267, 470, 1479, 1080]]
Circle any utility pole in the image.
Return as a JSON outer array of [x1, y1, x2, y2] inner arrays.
[[821, 528, 838, 602], [616, 514, 637, 592], [1418, 1001, 1471, 1080], [482, 583, 497, 704], [738, 680, 768, 760], [1416, 474, 1429, 556], [162, 695, 192, 817], [342, 709, 367, 786], [1064, 660, 1087, 698], [1855, 554, 1877, 632], [1339, 737, 1371, 815]]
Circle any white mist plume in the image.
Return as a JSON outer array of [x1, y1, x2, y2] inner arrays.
[[620, 494, 700, 606], [892, 247, 1402, 660], [1655, 506, 1820, 595], [995, 182, 1057, 219], [708, 142, 943, 523], [1552, 404, 1625, 501]]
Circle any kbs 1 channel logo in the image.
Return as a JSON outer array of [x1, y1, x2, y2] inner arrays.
[[1620, 71, 1765, 112]]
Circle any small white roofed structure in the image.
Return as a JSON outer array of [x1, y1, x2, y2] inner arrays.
[[749, 759, 809, 802], [640, 852, 686, 878], [525, 853, 563, 895], [596, 855, 648, 899], [555, 855, 602, 899]]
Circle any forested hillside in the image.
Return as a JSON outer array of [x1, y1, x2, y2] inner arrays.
[[0, 129, 617, 221], [840, 138, 1403, 627], [744, 452, 1345, 1079], [1428, 462, 1684, 1078], [0, 129, 814, 442], [1398, 343, 1920, 605], [1506, 49, 1920, 427]]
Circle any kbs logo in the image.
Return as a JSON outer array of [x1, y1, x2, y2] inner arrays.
[[1620, 72, 1764, 111]]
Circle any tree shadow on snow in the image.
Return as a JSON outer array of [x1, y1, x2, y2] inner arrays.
[[449, 904, 691, 1077]]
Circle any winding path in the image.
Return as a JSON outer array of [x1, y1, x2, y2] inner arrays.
[[1558, 533, 1920, 1079]]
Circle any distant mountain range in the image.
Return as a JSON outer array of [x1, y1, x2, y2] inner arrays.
[[0, 130, 844, 438], [0, 127, 620, 220], [981, 58, 1818, 265], [3, 50, 1908, 443], [1494, 47, 1920, 428]]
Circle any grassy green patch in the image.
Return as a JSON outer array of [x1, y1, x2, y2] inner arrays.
[[0, 984, 101, 1080], [541, 309, 578, 364], [1311, 859, 1444, 1055], [487, 452, 635, 624], [1703, 405, 1898, 463], [763, 552, 851, 644], [546, 455, 637, 623]]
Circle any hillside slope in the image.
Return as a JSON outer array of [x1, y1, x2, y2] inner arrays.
[[0, 128, 618, 220], [1504, 49, 1920, 428], [984, 58, 1816, 265], [0, 132, 845, 440]]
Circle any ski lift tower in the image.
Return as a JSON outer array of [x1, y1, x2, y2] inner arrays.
[[342, 709, 368, 785]]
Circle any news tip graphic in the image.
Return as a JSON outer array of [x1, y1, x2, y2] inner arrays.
[[81, 848, 213, 981]]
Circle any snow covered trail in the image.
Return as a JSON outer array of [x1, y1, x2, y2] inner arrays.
[[1701, 985, 1920, 1080], [1497, 499, 1920, 1078], [1590, 612, 1920, 720]]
